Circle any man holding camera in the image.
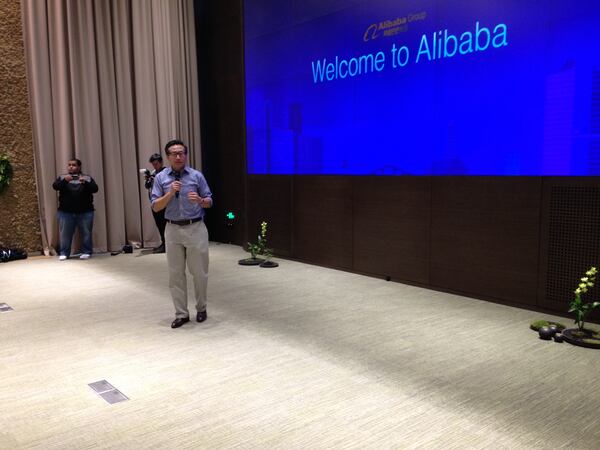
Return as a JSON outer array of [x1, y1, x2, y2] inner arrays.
[[143, 153, 166, 253], [151, 139, 212, 329], [52, 158, 99, 260]]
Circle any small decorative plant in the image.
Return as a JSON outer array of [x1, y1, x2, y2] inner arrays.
[[247, 221, 273, 260], [569, 267, 600, 331], [0, 155, 13, 193]]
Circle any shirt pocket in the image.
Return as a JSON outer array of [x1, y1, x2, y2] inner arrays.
[[187, 178, 200, 196]]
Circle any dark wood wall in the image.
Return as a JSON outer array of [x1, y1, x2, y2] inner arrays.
[[247, 176, 541, 306], [195, 0, 246, 245], [246, 175, 600, 318], [196, 1, 600, 318]]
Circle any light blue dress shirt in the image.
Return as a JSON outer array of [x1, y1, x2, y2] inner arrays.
[[151, 166, 212, 221]]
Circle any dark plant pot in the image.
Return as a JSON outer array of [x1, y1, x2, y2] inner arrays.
[[553, 334, 564, 343], [538, 326, 555, 340], [238, 257, 265, 266], [259, 260, 279, 268], [561, 328, 600, 349]]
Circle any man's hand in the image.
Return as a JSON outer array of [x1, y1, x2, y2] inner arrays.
[[171, 180, 182, 195], [64, 175, 73, 182], [188, 192, 211, 207], [188, 192, 201, 204]]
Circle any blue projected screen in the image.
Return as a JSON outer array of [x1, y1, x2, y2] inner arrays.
[[243, 0, 600, 175]]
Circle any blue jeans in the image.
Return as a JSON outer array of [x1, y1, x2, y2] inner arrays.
[[58, 211, 94, 257]]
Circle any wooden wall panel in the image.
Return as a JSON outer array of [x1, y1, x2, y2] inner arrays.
[[293, 176, 353, 269], [195, 0, 245, 245], [246, 175, 293, 256], [430, 177, 542, 306], [353, 177, 431, 284], [538, 177, 600, 321]]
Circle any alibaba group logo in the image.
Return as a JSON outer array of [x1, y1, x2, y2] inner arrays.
[[363, 15, 417, 42], [363, 24, 380, 41]]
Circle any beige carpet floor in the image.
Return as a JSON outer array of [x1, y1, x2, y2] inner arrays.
[[0, 243, 598, 449]]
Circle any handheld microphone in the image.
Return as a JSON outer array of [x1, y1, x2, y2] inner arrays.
[[173, 171, 181, 198]]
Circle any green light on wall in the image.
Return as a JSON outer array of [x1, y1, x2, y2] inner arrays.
[[226, 212, 236, 220]]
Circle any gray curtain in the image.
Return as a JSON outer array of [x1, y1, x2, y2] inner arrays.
[[21, 0, 201, 254]]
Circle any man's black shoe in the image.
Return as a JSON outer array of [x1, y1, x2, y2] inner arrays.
[[196, 310, 207, 323], [153, 244, 165, 254], [171, 317, 190, 328]]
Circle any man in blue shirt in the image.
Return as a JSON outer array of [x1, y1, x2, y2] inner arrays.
[[151, 139, 213, 328]]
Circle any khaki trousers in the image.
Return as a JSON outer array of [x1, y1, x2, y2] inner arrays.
[[165, 220, 209, 318]]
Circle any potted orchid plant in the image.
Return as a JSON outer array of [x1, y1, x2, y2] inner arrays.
[[561, 267, 600, 348], [239, 221, 278, 267]]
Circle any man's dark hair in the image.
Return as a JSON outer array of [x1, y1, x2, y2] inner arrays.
[[149, 153, 163, 163], [164, 139, 188, 155], [69, 158, 82, 167]]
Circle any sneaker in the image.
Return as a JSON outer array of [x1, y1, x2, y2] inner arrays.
[[80, 254, 91, 260], [59, 255, 67, 261]]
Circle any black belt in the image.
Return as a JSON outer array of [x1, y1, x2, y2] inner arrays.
[[166, 217, 202, 226]]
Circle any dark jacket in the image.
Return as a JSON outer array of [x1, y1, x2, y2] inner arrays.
[[52, 174, 99, 213], [144, 166, 165, 200]]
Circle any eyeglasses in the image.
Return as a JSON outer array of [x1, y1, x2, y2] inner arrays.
[[170, 152, 186, 158]]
